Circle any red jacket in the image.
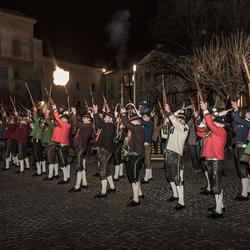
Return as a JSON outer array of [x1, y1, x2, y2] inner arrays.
[[2, 117, 18, 140], [51, 111, 71, 145], [197, 114, 227, 160], [13, 123, 31, 144]]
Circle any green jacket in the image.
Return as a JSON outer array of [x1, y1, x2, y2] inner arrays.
[[30, 115, 43, 140], [41, 119, 55, 145]]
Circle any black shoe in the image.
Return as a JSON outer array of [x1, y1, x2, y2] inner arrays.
[[207, 211, 223, 219], [32, 173, 42, 177], [53, 175, 59, 179], [127, 200, 140, 207], [208, 206, 226, 213], [113, 177, 119, 182], [174, 203, 185, 210], [15, 170, 24, 174], [118, 175, 124, 179], [94, 192, 107, 198], [92, 172, 99, 177], [57, 180, 69, 185], [234, 194, 249, 201], [129, 194, 145, 200], [81, 184, 88, 189], [43, 177, 53, 181], [167, 196, 178, 202], [2, 168, 9, 171], [200, 185, 208, 190], [200, 189, 213, 195], [140, 178, 153, 184], [107, 188, 116, 193], [68, 187, 81, 193]]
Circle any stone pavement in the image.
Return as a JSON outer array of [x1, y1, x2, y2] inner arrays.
[[0, 152, 249, 250]]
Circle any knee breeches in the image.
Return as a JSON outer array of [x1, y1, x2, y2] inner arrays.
[[44, 144, 57, 164], [97, 148, 112, 180], [234, 147, 249, 178]]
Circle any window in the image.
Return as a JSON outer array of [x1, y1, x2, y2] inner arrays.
[[12, 39, 21, 57], [91, 83, 96, 92], [76, 81, 80, 90], [145, 71, 151, 84], [171, 93, 177, 105]]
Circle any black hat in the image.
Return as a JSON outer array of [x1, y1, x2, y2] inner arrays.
[[141, 110, 151, 117], [214, 116, 226, 124], [245, 107, 250, 113], [60, 114, 69, 120], [82, 112, 91, 119], [103, 111, 115, 119], [129, 114, 141, 121], [177, 110, 186, 121]]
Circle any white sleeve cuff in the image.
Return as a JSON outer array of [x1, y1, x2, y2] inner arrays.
[[203, 110, 209, 115]]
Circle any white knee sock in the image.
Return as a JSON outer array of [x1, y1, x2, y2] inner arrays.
[[14, 156, 19, 166], [24, 157, 30, 169], [5, 157, 10, 169], [107, 175, 115, 189], [114, 165, 120, 179], [119, 163, 124, 176], [81, 170, 87, 186], [36, 162, 42, 175], [176, 185, 184, 205], [132, 182, 139, 202], [248, 177, 250, 193], [66, 165, 70, 179], [215, 193, 223, 214], [19, 159, 24, 172], [180, 169, 184, 182], [41, 161, 46, 173], [83, 158, 86, 170], [241, 178, 249, 197], [53, 163, 59, 176], [204, 171, 211, 191], [221, 190, 224, 209], [48, 164, 54, 179], [101, 179, 108, 194], [170, 182, 178, 198], [62, 167, 67, 181], [75, 171, 82, 189], [138, 180, 142, 196], [148, 168, 152, 179]]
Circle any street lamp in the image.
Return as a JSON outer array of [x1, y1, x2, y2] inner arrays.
[[133, 64, 137, 104]]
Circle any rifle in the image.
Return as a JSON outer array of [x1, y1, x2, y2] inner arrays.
[[25, 82, 35, 107]]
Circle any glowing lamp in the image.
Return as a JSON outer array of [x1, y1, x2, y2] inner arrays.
[[53, 66, 70, 86]]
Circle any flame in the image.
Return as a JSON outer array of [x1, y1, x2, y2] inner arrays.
[[133, 64, 137, 72], [53, 66, 70, 86]]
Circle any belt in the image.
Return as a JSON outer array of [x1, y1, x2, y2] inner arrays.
[[235, 143, 247, 148], [206, 157, 219, 161]]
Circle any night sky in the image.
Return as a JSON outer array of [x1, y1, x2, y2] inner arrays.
[[0, 0, 157, 68]]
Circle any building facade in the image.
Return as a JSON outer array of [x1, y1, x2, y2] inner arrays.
[[0, 9, 104, 110]]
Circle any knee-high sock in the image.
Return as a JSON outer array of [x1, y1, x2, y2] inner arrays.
[[215, 194, 223, 214], [221, 189, 224, 209], [81, 170, 87, 186], [180, 169, 184, 183], [53, 163, 59, 176], [5, 157, 10, 169], [14, 156, 19, 166], [119, 163, 124, 176], [144, 169, 152, 181], [62, 167, 67, 181], [41, 161, 46, 173], [107, 175, 115, 189], [132, 182, 139, 202], [75, 171, 82, 189], [176, 185, 184, 205], [101, 179, 108, 194], [48, 164, 54, 179], [19, 159, 24, 172], [248, 176, 250, 193], [114, 165, 120, 179], [66, 165, 70, 179], [83, 158, 86, 170], [36, 162, 42, 175], [24, 157, 30, 169], [170, 182, 178, 198], [138, 180, 142, 196], [204, 171, 211, 191], [241, 178, 249, 197]]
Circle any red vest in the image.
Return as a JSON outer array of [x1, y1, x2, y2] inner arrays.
[[51, 111, 71, 145], [197, 114, 227, 160]]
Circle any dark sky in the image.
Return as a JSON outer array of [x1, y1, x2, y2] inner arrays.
[[0, 0, 157, 68]]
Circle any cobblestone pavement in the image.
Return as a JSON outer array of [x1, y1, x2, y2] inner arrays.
[[0, 151, 250, 250]]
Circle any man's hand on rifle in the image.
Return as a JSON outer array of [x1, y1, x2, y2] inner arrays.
[[200, 101, 208, 111], [14, 111, 18, 117], [120, 107, 126, 115], [52, 104, 57, 111], [164, 103, 171, 113], [93, 104, 98, 114], [71, 107, 77, 115]]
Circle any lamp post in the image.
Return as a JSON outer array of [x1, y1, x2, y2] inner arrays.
[[102, 68, 107, 98], [133, 64, 137, 104]]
